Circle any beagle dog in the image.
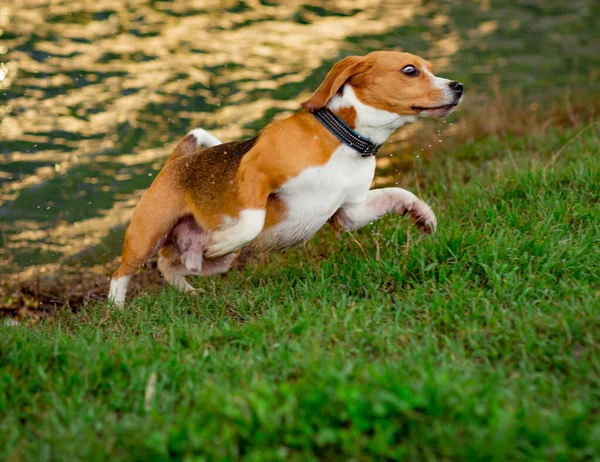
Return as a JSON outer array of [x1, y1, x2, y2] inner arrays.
[[108, 51, 463, 307]]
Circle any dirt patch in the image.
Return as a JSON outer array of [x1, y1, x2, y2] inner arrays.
[[0, 262, 166, 323]]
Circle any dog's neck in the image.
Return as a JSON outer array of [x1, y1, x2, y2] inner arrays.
[[327, 84, 416, 145]]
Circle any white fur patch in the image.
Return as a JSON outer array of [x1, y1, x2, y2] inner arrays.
[[253, 145, 376, 252], [252, 85, 423, 252], [328, 85, 417, 143], [205, 209, 266, 257], [336, 187, 437, 233], [188, 128, 222, 148], [108, 275, 132, 308], [422, 69, 455, 103]]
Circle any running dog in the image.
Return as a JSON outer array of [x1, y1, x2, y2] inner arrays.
[[108, 51, 463, 306]]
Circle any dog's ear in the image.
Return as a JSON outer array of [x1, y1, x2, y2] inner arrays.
[[302, 56, 370, 112]]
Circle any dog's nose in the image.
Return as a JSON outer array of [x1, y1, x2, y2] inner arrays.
[[449, 81, 463, 96]]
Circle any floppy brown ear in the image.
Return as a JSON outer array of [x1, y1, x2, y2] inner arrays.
[[302, 56, 370, 112]]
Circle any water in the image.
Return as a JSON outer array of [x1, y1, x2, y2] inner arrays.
[[1, 0, 598, 279]]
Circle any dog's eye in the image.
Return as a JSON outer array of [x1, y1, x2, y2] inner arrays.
[[401, 65, 419, 77]]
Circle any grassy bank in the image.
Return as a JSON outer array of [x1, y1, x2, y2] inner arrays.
[[1, 124, 599, 460]]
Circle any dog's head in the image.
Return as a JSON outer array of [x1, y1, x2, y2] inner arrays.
[[302, 51, 463, 119]]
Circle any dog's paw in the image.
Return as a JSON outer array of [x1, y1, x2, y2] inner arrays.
[[406, 200, 437, 234], [189, 287, 206, 296], [205, 210, 265, 258], [205, 226, 253, 258]]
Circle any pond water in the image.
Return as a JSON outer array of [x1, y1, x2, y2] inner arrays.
[[1, 0, 598, 279]]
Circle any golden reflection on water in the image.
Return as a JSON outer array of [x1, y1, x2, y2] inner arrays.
[[1, 0, 597, 280]]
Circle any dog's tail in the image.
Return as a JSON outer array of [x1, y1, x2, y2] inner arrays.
[[166, 128, 223, 164]]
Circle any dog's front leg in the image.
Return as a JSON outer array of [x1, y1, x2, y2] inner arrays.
[[205, 209, 266, 257], [329, 188, 437, 234], [204, 166, 272, 258]]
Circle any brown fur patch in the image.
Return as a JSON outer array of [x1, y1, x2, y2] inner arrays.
[[176, 137, 258, 228], [334, 106, 357, 128]]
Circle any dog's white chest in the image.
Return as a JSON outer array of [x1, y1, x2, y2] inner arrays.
[[254, 146, 375, 251]]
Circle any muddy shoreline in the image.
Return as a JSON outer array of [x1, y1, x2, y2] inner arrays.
[[0, 261, 164, 321]]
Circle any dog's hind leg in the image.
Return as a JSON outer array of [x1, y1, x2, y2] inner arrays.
[[156, 217, 236, 294], [157, 245, 197, 293], [157, 248, 236, 295], [109, 178, 184, 307], [109, 128, 223, 307]]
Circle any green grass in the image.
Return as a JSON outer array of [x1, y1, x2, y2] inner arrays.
[[1, 125, 599, 461]]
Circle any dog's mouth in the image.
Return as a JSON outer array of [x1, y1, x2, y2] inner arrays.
[[411, 103, 458, 117]]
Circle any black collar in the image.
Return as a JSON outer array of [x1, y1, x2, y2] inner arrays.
[[312, 107, 382, 157]]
